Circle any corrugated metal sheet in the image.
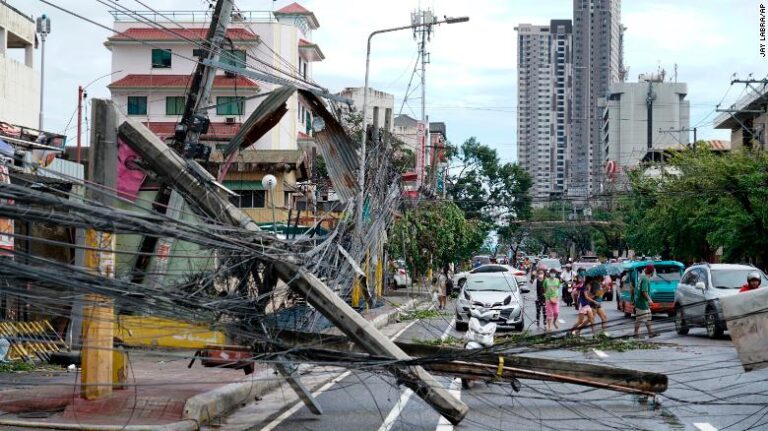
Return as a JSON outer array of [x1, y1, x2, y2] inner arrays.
[[222, 86, 295, 158], [299, 90, 359, 202]]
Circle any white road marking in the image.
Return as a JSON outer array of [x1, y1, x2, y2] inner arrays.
[[694, 423, 718, 431], [593, 349, 609, 358], [377, 388, 415, 431], [558, 319, 566, 324], [441, 318, 456, 341], [260, 319, 420, 431], [435, 378, 462, 431]]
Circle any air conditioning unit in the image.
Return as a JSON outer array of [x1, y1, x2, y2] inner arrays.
[[225, 117, 235, 124]]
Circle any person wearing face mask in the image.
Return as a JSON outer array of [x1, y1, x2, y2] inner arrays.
[[543, 269, 561, 331], [534, 269, 546, 328]]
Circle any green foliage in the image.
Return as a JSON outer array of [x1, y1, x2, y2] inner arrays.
[[0, 361, 35, 372], [624, 146, 768, 267], [389, 201, 491, 276], [447, 137, 532, 224], [400, 309, 451, 321]]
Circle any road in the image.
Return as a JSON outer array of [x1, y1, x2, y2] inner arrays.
[[206, 289, 768, 431]]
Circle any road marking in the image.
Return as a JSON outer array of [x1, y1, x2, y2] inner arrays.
[[558, 319, 566, 324], [435, 378, 462, 430], [377, 388, 414, 431], [441, 318, 456, 341], [593, 349, 609, 358], [694, 423, 718, 431], [260, 319, 420, 431]]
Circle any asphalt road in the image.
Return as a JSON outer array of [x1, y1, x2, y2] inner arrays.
[[208, 290, 768, 431]]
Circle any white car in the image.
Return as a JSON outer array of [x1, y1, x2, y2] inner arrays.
[[674, 263, 768, 338], [455, 272, 525, 331], [454, 264, 529, 291], [392, 260, 412, 289]]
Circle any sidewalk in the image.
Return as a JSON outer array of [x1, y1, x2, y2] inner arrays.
[[0, 298, 422, 430]]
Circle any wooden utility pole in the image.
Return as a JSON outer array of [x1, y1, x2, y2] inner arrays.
[[81, 99, 118, 399]]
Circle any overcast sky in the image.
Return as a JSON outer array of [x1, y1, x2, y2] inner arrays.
[[9, 0, 766, 162]]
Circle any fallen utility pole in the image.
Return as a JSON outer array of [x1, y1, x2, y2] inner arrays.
[[257, 330, 668, 395], [118, 119, 468, 424]]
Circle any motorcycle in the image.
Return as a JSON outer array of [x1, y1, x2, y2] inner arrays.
[[462, 308, 521, 392]]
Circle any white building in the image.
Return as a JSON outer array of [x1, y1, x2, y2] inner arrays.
[[598, 74, 689, 188], [336, 87, 394, 132], [105, 2, 324, 151], [0, 2, 39, 129], [515, 20, 572, 204], [393, 114, 418, 154], [104, 2, 323, 223], [571, 0, 622, 199]]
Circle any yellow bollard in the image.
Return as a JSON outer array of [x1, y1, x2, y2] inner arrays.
[[351, 277, 361, 308], [375, 258, 383, 298]]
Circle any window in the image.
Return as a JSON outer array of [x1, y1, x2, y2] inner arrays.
[[165, 96, 185, 115], [229, 190, 265, 208], [127, 96, 147, 116], [151, 49, 172, 68], [221, 49, 246, 68], [216, 96, 244, 115]]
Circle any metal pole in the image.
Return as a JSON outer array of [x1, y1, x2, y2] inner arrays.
[[77, 86, 83, 163], [38, 34, 46, 130], [357, 17, 468, 236], [271, 191, 277, 237]]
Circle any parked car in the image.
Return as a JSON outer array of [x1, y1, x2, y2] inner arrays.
[[391, 259, 412, 289], [455, 272, 525, 331], [617, 260, 684, 317], [674, 264, 768, 338]]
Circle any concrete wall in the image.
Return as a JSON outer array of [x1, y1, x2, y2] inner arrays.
[[337, 87, 395, 132], [600, 81, 689, 181], [0, 3, 39, 128]]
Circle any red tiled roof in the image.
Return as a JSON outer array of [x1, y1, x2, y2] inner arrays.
[[109, 74, 259, 90], [276, 2, 311, 14], [144, 122, 242, 139], [108, 28, 258, 42], [274, 2, 319, 29], [297, 131, 310, 139]]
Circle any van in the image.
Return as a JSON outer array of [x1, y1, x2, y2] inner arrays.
[[617, 260, 684, 317]]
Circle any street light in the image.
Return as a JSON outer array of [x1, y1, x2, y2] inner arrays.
[[36, 14, 51, 131], [262, 174, 278, 237], [356, 15, 469, 238]]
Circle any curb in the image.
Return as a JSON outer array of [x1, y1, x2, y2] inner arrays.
[[0, 418, 199, 431], [183, 369, 282, 424], [370, 297, 421, 329]]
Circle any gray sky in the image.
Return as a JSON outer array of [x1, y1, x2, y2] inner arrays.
[[10, 0, 767, 162]]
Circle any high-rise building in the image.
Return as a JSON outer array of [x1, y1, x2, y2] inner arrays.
[[515, 20, 572, 204], [515, 23, 551, 203], [598, 74, 690, 190], [571, 0, 621, 199]]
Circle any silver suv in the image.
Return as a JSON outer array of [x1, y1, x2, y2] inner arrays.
[[674, 263, 768, 338]]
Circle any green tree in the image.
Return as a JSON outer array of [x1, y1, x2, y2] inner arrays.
[[624, 146, 768, 268], [389, 201, 490, 277]]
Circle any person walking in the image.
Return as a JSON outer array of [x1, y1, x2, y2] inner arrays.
[[436, 265, 450, 310], [570, 275, 595, 337], [589, 276, 609, 335], [533, 269, 546, 328], [633, 265, 657, 338], [561, 263, 575, 307], [543, 270, 561, 331]]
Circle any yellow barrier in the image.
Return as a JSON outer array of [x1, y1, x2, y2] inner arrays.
[[115, 316, 227, 349]]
